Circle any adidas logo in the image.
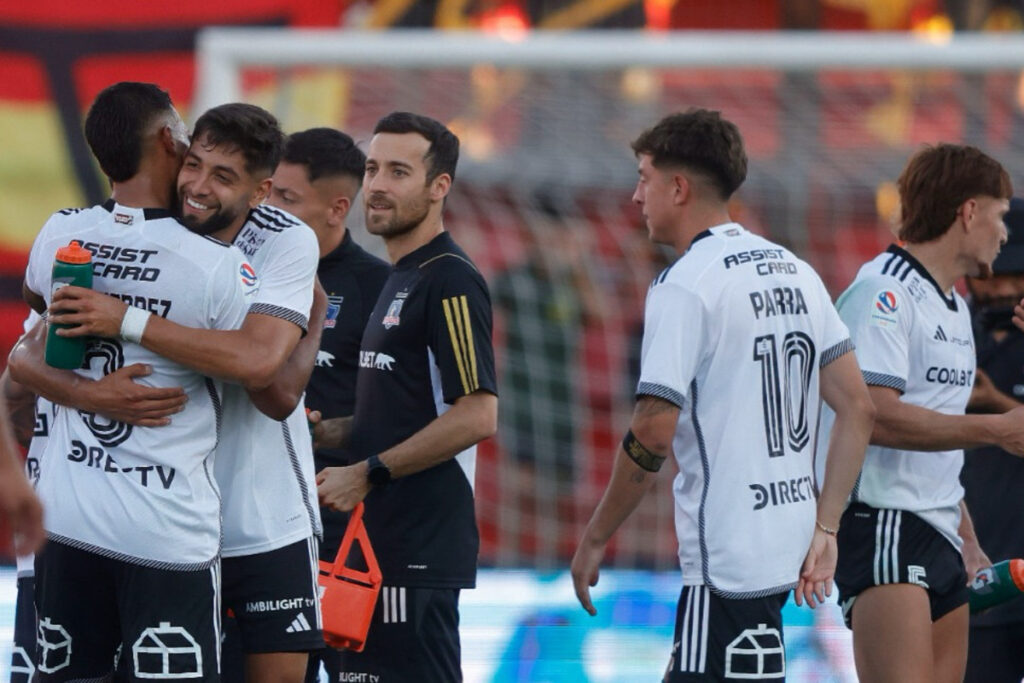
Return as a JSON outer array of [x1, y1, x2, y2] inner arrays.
[[934, 326, 948, 342], [285, 612, 312, 633]]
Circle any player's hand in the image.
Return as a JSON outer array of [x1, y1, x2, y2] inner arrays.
[[49, 286, 128, 339], [316, 463, 371, 512], [0, 465, 44, 556], [309, 414, 352, 451], [85, 364, 187, 426], [993, 405, 1024, 455], [795, 528, 836, 609], [1014, 298, 1024, 333], [961, 536, 992, 585], [570, 535, 606, 616]]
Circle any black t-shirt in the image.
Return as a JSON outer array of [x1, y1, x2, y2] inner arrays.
[[962, 317, 1024, 626], [349, 231, 497, 588], [305, 231, 390, 470]]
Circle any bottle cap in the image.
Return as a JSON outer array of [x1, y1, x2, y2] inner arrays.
[[55, 240, 92, 264], [1009, 559, 1024, 592]]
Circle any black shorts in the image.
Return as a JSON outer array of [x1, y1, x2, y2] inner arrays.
[[836, 502, 968, 628], [334, 585, 461, 683], [664, 585, 788, 682], [11, 576, 35, 683], [34, 539, 220, 682], [221, 536, 323, 654]]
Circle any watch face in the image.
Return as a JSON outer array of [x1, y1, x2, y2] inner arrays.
[[368, 457, 390, 485]]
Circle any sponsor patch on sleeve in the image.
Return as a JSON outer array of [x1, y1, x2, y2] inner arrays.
[[239, 261, 259, 296], [869, 289, 899, 328]]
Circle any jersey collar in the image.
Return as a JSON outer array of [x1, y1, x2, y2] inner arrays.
[[102, 198, 174, 221], [395, 231, 456, 269], [886, 244, 958, 312], [320, 229, 354, 265]]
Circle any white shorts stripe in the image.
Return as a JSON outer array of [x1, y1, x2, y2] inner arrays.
[[399, 587, 407, 623], [306, 537, 323, 630], [679, 586, 694, 670], [873, 511, 884, 585], [698, 587, 709, 674], [210, 562, 222, 674], [874, 510, 902, 585], [891, 511, 902, 583], [678, 586, 709, 674]]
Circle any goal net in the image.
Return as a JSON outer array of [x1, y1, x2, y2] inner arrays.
[[196, 28, 1024, 569]]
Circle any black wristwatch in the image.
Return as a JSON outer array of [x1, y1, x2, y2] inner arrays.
[[366, 454, 392, 487]]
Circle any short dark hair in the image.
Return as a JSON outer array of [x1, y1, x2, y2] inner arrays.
[[373, 111, 459, 184], [192, 103, 284, 176], [897, 143, 1013, 243], [282, 128, 365, 188], [631, 108, 748, 201], [84, 81, 175, 182]]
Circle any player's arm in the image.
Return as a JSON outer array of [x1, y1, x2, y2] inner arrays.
[[797, 350, 875, 608], [2, 367, 37, 449], [316, 390, 497, 511], [958, 500, 991, 583], [306, 411, 352, 451], [48, 286, 301, 391], [0, 396, 44, 555], [869, 384, 1024, 454], [247, 278, 327, 419], [571, 395, 679, 616], [967, 368, 1020, 413], [7, 317, 187, 427]]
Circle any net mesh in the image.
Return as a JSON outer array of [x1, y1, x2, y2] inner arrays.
[[216, 57, 1024, 569]]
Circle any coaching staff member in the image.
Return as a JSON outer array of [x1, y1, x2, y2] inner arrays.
[[316, 111, 498, 682]]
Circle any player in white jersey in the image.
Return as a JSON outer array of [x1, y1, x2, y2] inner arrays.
[[49, 103, 324, 683], [3, 311, 51, 682], [571, 109, 875, 681], [11, 82, 254, 681], [819, 144, 1024, 683]]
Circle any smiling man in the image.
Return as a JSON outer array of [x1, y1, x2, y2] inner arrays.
[[48, 103, 324, 683]]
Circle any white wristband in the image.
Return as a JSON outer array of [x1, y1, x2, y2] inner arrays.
[[119, 306, 152, 344]]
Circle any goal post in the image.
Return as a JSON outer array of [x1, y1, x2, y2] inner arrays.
[[194, 28, 1024, 569]]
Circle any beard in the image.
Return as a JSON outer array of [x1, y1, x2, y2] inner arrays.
[[365, 193, 430, 239], [178, 199, 243, 237]]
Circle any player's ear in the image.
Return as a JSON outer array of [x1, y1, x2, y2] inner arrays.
[[158, 125, 178, 157], [672, 173, 690, 206], [328, 193, 351, 228], [429, 173, 452, 202], [251, 177, 273, 208], [959, 198, 978, 230]]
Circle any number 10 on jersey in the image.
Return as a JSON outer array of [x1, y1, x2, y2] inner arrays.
[[753, 332, 815, 458]]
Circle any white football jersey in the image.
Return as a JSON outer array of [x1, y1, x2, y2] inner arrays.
[[214, 205, 322, 557], [25, 201, 253, 569], [816, 246, 973, 550], [16, 310, 50, 577], [638, 224, 852, 597]]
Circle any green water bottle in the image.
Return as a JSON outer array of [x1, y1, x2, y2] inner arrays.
[[969, 559, 1024, 614], [45, 240, 93, 369]]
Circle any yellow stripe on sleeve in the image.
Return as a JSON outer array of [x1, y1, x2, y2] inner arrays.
[[459, 295, 478, 390], [442, 297, 471, 394]]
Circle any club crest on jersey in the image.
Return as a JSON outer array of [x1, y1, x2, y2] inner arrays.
[[324, 296, 344, 329], [239, 262, 258, 289], [382, 298, 404, 328], [870, 289, 899, 328]]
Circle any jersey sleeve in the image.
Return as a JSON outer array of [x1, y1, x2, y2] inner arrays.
[[835, 276, 911, 392], [204, 250, 253, 332], [24, 212, 61, 303], [248, 226, 318, 332], [637, 282, 705, 407], [813, 276, 853, 367], [426, 264, 498, 404]]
